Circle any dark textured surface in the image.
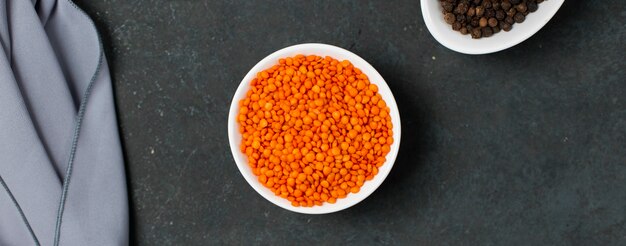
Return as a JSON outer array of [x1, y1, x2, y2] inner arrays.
[[73, 1, 625, 245]]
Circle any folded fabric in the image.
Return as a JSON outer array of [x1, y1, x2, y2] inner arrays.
[[0, 0, 128, 245]]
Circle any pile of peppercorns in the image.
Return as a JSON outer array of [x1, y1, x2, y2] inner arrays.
[[439, 0, 543, 39]]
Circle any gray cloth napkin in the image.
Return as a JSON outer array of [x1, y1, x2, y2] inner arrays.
[[0, 0, 128, 245]]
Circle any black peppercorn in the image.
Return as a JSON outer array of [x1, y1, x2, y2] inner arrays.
[[467, 6, 476, 17], [471, 17, 480, 27], [444, 12, 456, 24], [514, 12, 525, 23], [457, 14, 467, 24], [496, 10, 505, 20], [507, 8, 517, 17], [471, 28, 482, 38], [516, 3, 528, 13], [442, 1, 455, 12], [482, 26, 493, 37], [510, 0, 521, 5], [475, 6, 485, 17], [460, 27, 469, 35], [528, 2, 538, 12], [452, 22, 462, 31], [492, 25, 500, 33], [505, 16, 514, 24], [482, 0, 492, 9], [485, 8, 495, 18], [502, 22, 512, 31], [492, 2, 500, 10], [479, 17, 488, 27], [455, 2, 469, 14], [501, 1, 511, 11], [488, 17, 498, 27]]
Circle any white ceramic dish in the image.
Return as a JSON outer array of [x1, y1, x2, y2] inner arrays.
[[228, 43, 402, 214], [421, 0, 564, 54]]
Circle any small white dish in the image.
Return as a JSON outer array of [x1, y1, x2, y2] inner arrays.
[[421, 0, 564, 54], [228, 43, 402, 214]]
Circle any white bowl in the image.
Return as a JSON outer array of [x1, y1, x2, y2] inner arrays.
[[228, 43, 402, 214], [421, 0, 564, 54]]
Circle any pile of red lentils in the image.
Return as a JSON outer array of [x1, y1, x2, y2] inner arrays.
[[237, 55, 393, 207]]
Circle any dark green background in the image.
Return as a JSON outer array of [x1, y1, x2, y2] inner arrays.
[[75, 1, 625, 245]]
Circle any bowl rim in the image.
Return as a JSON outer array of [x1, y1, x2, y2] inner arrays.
[[228, 43, 402, 214], [421, 0, 565, 55]]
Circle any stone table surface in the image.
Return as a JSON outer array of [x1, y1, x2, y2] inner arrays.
[[74, 1, 625, 245]]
